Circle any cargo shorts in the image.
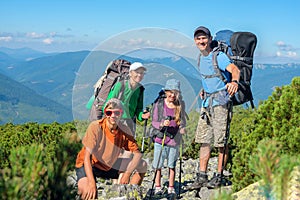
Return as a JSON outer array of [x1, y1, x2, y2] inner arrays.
[[194, 105, 228, 147]]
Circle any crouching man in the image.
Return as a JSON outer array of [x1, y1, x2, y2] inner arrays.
[[75, 98, 147, 200]]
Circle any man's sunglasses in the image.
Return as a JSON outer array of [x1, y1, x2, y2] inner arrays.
[[104, 109, 123, 117]]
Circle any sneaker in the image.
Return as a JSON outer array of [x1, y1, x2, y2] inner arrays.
[[187, 173, 208, 190], [168, 187, 176, 194], [206, 173, 222, 189], [154, 186, 164, 195]]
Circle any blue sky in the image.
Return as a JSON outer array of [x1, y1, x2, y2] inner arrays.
[[1, 0, 300, 64]]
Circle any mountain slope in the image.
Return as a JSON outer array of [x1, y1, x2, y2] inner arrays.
[[0, 73, 72, 124], [5, 50, 90, 108], [0, 47, 50, 60]]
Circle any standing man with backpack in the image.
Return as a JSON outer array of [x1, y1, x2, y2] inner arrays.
[[189, 26, 240, 189]]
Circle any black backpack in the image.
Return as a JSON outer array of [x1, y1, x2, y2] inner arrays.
[[210, 30, 257, 108], [88, 59, 131, 121]]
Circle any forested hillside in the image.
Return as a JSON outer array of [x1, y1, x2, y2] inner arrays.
[[0, 77, 299, 200]]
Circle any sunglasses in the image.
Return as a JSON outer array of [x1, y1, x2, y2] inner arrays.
[[104, 109, 123, 117]]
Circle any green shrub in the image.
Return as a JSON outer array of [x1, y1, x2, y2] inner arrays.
[[249, 139, 300, 200], [230, 76, 300, 191], [0, 121, 82, 199], [1, 144, 47, 199]]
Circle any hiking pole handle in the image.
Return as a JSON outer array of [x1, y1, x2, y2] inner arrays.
[[144, 106, 150, 113], [165, 116, 173, 120], [164, 115, 174, 124]]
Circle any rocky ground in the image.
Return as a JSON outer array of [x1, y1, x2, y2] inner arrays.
[[67, 156, 234, 200]]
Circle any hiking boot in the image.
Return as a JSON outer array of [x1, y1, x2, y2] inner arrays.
[[187, 173, 208, 190], [207, 173, 222, 189]]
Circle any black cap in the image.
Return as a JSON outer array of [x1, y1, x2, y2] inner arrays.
[[194, 26, 211, 38]]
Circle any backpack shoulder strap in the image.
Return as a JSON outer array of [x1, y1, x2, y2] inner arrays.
[[117, 80, 126, 100], [135, 85, 145, 109], [199, 48, 228, 85], [211, 50, 229, 84], [179, 97, 189, 122], [153, 96, 164, 122]]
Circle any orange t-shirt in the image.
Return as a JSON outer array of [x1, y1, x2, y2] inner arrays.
[[75, 118, 139, 171]]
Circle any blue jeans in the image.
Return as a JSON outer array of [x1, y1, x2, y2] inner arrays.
[[152, 142, 179, 169]]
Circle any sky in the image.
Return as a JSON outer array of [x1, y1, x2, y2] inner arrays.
[[1, 0, 300, 64]]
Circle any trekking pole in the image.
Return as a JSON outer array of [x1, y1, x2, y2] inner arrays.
[[178, 127, 188, 199], [149, 116, 171, 199], [178, 136, 183, 198], [220, 96, 233, 187], [141, 107, 150, 153]]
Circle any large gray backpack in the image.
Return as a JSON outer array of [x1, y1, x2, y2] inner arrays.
[[88, 59, 131, 121]]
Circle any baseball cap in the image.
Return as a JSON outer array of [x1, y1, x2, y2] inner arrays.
[[129, 62, 147, 71], [194, 26, 211, 38]]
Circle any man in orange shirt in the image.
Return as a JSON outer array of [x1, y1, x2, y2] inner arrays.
[[75, 98, 147, 200]]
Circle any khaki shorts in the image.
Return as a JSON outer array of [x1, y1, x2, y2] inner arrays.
[[195, 105, 228, 147]]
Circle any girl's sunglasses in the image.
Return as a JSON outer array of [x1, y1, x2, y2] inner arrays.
[[104, 109, 123, 117]]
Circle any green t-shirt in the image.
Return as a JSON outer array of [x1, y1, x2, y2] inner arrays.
[[105, 80, 144, 121]]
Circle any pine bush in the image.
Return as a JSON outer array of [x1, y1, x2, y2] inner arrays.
[[230, 77, 300, 192]]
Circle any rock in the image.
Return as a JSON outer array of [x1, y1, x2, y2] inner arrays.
[[232, 181, 266, 200], [67, 157, 233, 199]]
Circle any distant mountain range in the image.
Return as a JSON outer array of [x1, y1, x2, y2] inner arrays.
[[0, 47, 299, 124]]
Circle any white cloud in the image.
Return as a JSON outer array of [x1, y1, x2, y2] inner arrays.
[[275, 40, 298, 58], [0, 36, 12, 42], [50, 32, 57, 37], [276, 41, 285, 46], [26, 32, 45, 39], [286, 51, 297, 57], [276, 51, 281, 57], [43, 38, 53, 44], [117, 38, 187, 50]]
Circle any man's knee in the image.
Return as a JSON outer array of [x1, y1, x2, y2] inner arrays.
[[200, 143, 211, 152]]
